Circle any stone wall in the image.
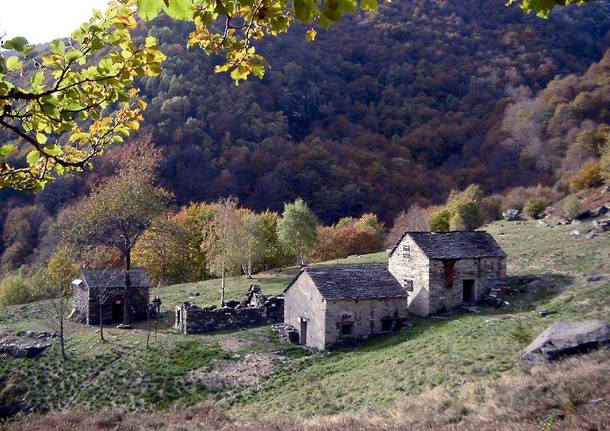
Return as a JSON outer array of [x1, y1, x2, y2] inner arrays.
[[175, 285, 284, 334], [389, 236, 431, 316], [428, 256, 506, 314], [284, 272, 327, 349], [324, 297, 408, 348]]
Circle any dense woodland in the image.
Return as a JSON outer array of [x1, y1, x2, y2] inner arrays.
[[0, 0, 609, 278]]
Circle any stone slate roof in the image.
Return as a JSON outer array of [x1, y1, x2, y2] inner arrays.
[[79, 268, 151, 290], [390, 231, 506, 259], [288, 264, 407, 300]]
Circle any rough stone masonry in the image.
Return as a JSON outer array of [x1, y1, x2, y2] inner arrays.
[[175, 285, 284, 334]]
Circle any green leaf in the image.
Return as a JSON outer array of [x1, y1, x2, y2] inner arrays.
[[165, 0, 193, 20], [294, 0, 315, 22], [0, 144, 18, 158], [361, 0, 378, 13], [6, 56, 21, 72], [305, 28, 317, 41], [31, 71, 44, 87], [26, 150, 40, 167], [65, 50, 83, 62], [3, 36, 29, 52], [36, 133, 48, 144], [50, 40, 66, 55], [44, 144, 62, 157], [137, 0, 165, 20]]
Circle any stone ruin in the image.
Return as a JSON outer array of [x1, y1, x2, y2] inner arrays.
[[175, 285, 284, 334]]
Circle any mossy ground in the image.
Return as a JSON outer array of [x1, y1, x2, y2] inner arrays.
[[0, 220, 608, 418]]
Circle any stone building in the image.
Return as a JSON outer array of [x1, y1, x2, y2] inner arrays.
[[283, 264, 408, 350], [71, 268, 151, 325], [388, 231, 506, 316]]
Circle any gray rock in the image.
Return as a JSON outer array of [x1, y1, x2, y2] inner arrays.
[[592, 218, 610, 232], [585, 230, 598, 239], [519, 320, 610, 364], [502, 209, 521, 221], [586, 274, 608, 283], [569, 229, 581, 236], [557, 218, 572, 225]]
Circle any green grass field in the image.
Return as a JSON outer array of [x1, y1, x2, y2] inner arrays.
[[0, 220, 608, 419]]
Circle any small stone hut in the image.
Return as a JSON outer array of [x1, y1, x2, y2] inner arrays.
[[284, 264, 408, 350], [388, 231, 507, 317], [71, 268, 151, 325]]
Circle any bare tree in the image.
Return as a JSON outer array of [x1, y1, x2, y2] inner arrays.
[[385, 204, 432, 248], [43, 245, 80, 360]]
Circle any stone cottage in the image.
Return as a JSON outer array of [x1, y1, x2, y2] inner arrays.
[[388, 231, 507, 317], [71, 268, 151, 325], [283, 264, 408, 350]]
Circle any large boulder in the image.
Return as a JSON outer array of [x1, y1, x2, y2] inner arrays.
[[519, 320, 610, 365]]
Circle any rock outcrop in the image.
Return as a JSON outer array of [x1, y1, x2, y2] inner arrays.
[[0, 331, 56, 358], [519, 320, 610, 365]]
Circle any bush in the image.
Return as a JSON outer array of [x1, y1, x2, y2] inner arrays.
[[0, 274, 32, 306], [569, 160, 604, 191], [563, 195, 581, 219], [523, 199, 548, 219], [429, 209, 451, 232]]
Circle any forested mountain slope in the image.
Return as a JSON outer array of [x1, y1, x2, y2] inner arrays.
[[134, 0, 609, 222], [0, 0, 608, 237]]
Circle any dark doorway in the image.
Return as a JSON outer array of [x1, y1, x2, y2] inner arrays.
[[112, 301, 123, 323], [381, 319, 393, 332], [462, 280, 475, 304], [299, 319, 308, 345]]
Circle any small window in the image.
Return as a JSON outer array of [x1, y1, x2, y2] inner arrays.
[[404, 279, 414, 292], [340, 323, 353, 336], [402, 244, 411, 259], [381, 319, 393, 332]]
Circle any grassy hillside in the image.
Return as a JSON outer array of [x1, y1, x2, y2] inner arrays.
[[0, 220, 608, 421]]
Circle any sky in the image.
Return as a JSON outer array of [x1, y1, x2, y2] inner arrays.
[[0, 0, 110, 44]]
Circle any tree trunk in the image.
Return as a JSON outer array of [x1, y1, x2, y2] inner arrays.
[[146, 304, 151, 349], [59, 310, 66, 360], [220, 261, 226, 307], [123, 250, 132, 325], [99, 298, 104, 342]]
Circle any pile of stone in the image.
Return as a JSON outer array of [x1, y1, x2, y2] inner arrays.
[[272, 323, 299, 344], [0, 331, 57, 358], [480, 286, 510, 308], [175, 285, 284, 334], [502, 209, 521, 221], [519, 320, 610, 365]]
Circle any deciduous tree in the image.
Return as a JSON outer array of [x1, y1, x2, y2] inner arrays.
[[277, 198, 318, 266]]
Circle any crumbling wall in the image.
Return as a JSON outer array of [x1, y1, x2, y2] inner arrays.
[[175, 285, 284, 334]]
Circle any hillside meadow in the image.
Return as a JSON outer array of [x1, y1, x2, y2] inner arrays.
[[0, 220, 608, 426]]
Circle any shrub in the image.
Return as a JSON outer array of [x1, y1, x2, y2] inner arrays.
[[0, 274, 32, 306], [506, 320, 532, 347], [562, 195, 581, 219], [569, 160, 604, 191], [451, 201, 484, 230], [523, 199, 547, 219], [429, 209, 451, 232]]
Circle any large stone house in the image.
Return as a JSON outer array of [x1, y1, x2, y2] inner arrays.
[[283, 264, 408, 350], [388, 231, 507, 316], [71, 268, 151, 325]]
